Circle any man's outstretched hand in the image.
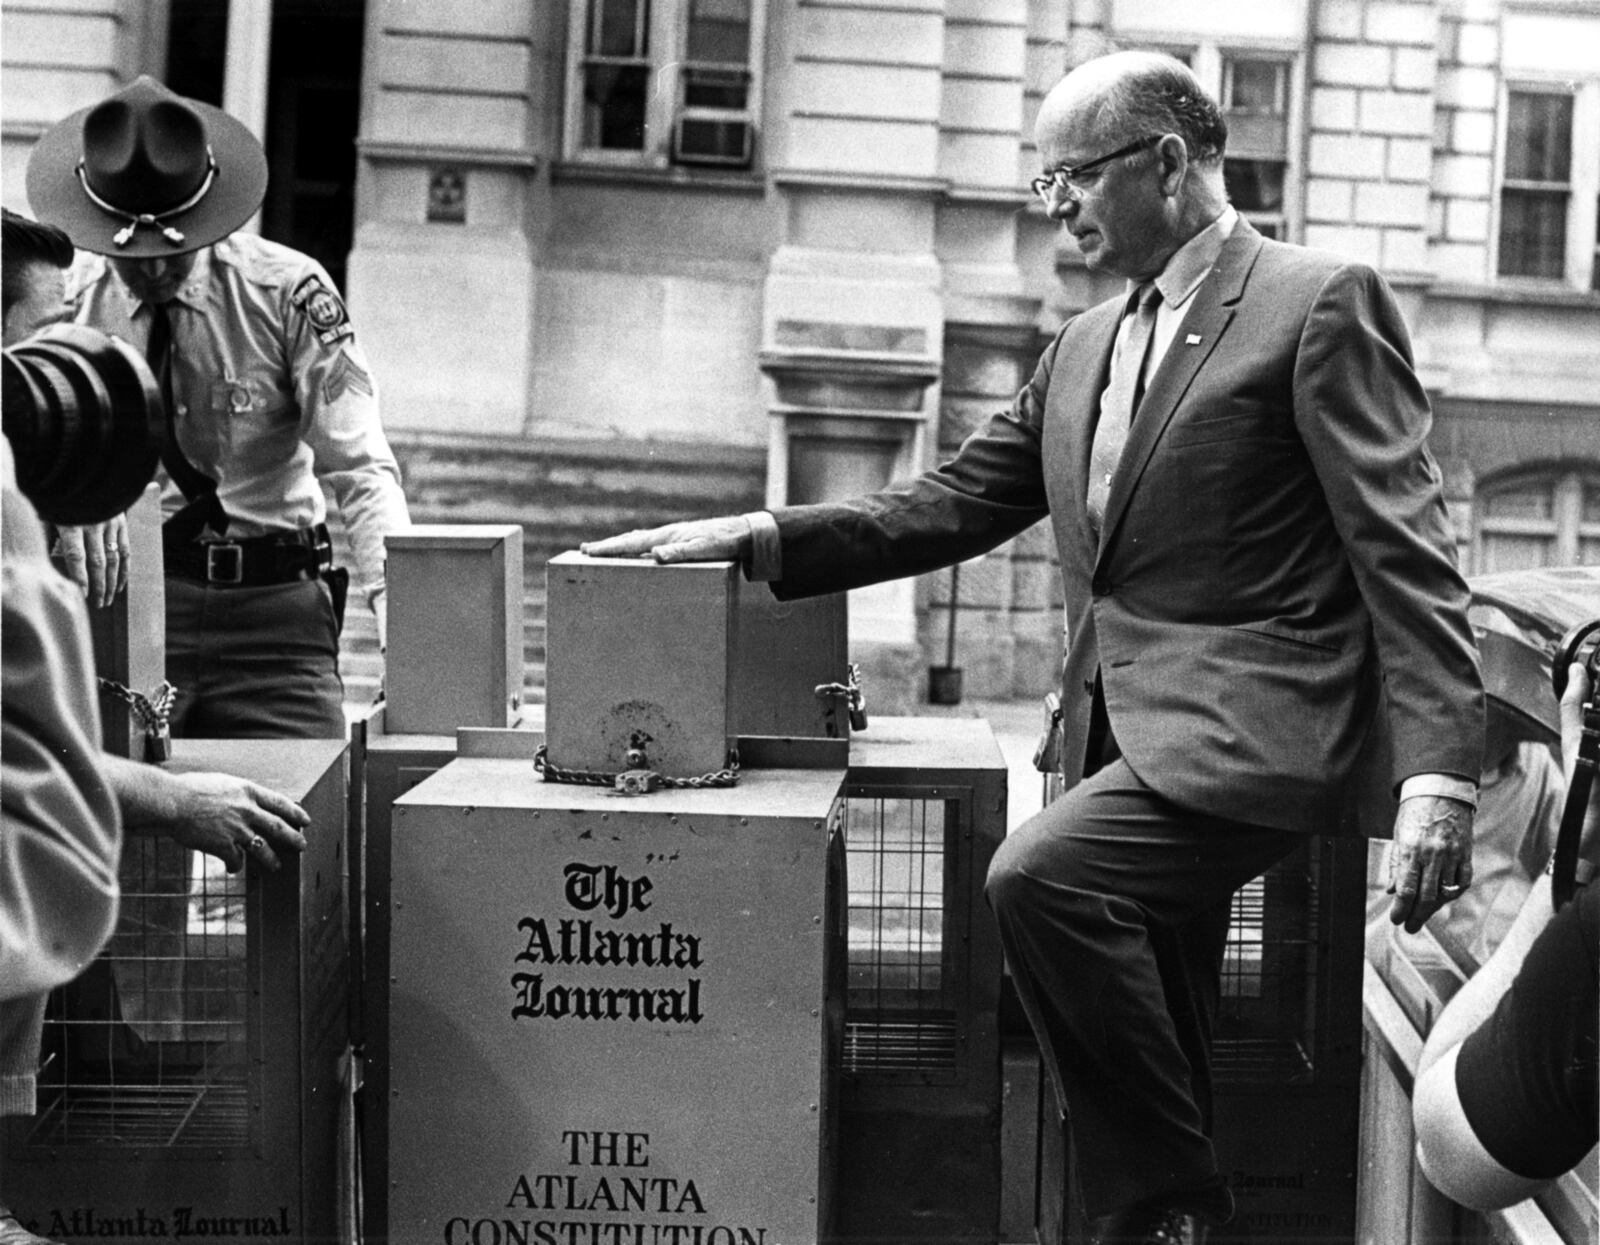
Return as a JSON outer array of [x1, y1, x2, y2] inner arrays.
[[580, 516, 752, 564]]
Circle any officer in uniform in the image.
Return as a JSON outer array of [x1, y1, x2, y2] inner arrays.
[[26, 75, 411, 739]]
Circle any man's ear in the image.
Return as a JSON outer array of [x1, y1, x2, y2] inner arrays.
[[1155, 133, 1189, 197]]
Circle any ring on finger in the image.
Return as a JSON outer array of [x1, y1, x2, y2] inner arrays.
[[1439, 881, 1465, 897], [249, 834, 266, 853]]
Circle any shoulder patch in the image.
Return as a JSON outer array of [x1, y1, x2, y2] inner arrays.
[[290, 274, 354, 345]]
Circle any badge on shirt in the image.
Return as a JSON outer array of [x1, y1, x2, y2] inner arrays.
[[290, 274, 354, 345]]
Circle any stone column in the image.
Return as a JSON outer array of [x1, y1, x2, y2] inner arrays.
[[933, 0, 1051, 699], [760, 0, 951, 710], [345, 0, 542, 437]]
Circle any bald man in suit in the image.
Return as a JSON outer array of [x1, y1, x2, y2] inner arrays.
[[585, 51, 1484, 1245]]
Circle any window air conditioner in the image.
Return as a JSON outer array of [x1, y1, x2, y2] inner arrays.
[[671, 107, 755, 167]]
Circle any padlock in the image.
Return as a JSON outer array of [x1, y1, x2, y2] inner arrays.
[[614, 769, 662, 796], [146, 724, 173, 764], [847, 664, 868, 732]]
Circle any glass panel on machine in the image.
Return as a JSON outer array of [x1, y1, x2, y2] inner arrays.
[[1214, 841, 1319, 1083], [841, 794, 958, 1075], [26, 843, 250, 1148]]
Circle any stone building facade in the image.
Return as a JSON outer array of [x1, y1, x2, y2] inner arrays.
[[3, 0, 1596, 709]]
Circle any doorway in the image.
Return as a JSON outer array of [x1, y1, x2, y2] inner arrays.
[[161, 0, 365, 294], [262, 0, 365, 293]]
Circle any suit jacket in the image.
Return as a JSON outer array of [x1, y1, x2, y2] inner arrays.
[[768, 221, 1484, 835]]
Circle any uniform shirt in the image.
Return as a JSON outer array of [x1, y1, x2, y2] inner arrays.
[[67, 234, 410, 605], [1, 440, 121, 1113]]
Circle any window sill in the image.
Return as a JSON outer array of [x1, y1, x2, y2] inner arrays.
[[549, 160, 766, 194], [1430, 279, 1600, 309], [358, 140, 539, 170]]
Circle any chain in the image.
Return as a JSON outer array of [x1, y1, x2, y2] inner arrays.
[[98, 678, 177, 733], [97, 678, 177, 762], [534, 745, 740, 794], [659, 765, 741, 790]]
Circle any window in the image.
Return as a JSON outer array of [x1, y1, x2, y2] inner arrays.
[[1496, 81, 1600, 288], [565, 0, 763, 170], [1499, 88, 1573, 280], [1221, 56, 1290, 240], [1474, 468, 1600, 573]]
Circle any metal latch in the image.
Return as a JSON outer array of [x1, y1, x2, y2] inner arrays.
[[814, 662, 868, 736]]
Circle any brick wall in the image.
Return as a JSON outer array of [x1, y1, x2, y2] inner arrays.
[[1429, 2, 1501, 284], [1306, 0, 1440, 276]]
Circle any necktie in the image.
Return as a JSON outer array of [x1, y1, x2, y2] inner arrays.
[[1086, 282, 1162, 538], [146, 301, 224, 534]]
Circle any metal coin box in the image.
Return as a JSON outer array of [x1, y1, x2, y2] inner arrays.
[[386, 761, 846, 1242], [544, 552, 738, 778], [384, 524, 525, 734], [355, 707, 545, 1245], [356, 521, 537, 1242], [2, 739, 348, 1241], [735, 587, 851, 746], [831, 718, 1009, 1243]]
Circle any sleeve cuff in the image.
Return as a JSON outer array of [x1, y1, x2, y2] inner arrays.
[[1399, 773, 1479, 809], [742, 510, 782, 582]]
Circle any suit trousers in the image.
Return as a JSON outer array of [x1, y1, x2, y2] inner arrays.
[[985, 755, 1299, 1223], [164, 575, 346, 739]]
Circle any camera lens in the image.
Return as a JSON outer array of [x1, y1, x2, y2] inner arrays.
[[1, 324, 163, 526]]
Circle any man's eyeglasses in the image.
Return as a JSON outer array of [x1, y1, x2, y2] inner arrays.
[[1031, 135, 1161, 204]]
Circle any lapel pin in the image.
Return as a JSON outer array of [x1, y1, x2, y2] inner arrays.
[[1186, 333, 1202, 345]]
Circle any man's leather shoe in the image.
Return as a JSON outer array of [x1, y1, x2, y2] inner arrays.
[[1091, 1205, 1210, 1245]]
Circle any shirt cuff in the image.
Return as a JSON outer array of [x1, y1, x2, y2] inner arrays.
[[742, 510, 782, 582], [1399, 773, 1479, 809]]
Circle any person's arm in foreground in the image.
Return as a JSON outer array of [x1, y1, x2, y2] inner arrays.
[[1412, 663, 1600, 1209], [101, 757, 309, 873]]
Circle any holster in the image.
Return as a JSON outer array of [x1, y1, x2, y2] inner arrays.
[[322, 565, 351, 636]]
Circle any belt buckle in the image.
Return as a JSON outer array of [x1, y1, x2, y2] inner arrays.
[[205, 542, 244, 585]]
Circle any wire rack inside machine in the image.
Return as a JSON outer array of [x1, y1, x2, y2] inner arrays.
[[1214, 837, 1322, 1084], [26, 839, 253, 1149], [840, 790, 963, 1080]]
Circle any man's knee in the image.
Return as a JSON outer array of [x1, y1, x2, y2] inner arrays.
[[985, 813, 1079, 915], [985, 837, 1029, 915]]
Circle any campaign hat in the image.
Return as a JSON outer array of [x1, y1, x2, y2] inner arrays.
[[26, 75, 267, 257]]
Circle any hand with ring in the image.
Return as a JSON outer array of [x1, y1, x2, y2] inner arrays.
[[158, 772, 310, 872], [1387, 793, 1476, 933]]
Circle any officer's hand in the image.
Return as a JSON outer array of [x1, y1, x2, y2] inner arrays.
[[1387, 794, 1475, 933], [164, 772, 311, 873], [580, 516, 752, 564], [52, 516, 130, 608]]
